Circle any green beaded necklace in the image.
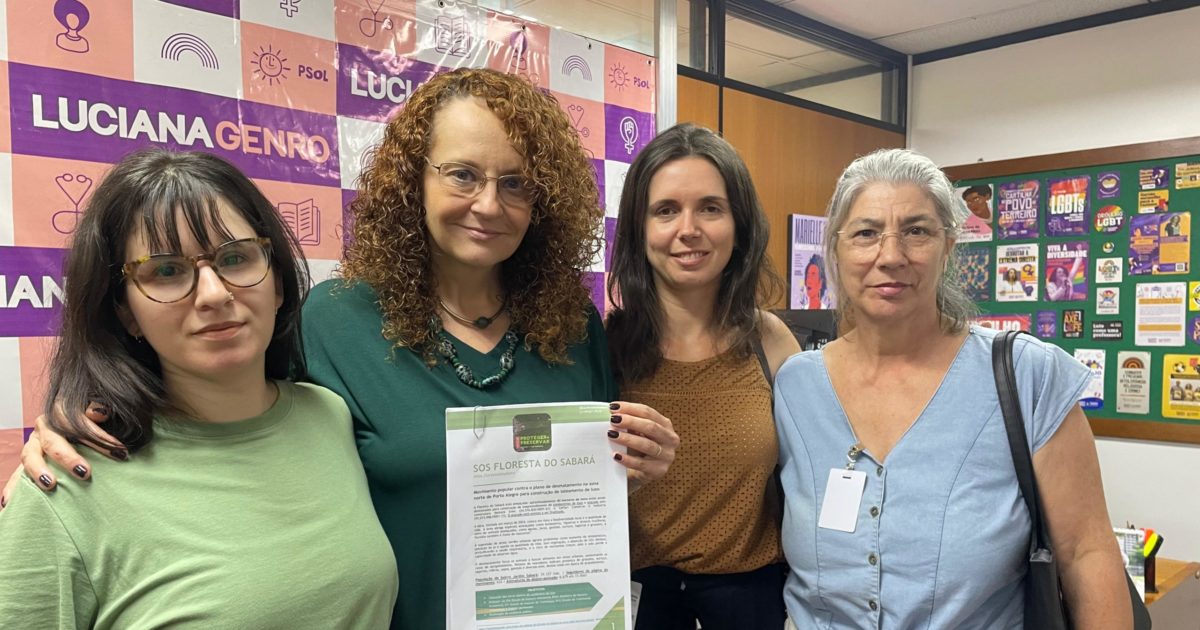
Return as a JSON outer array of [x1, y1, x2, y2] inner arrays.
[[431, 316, 519, 389]]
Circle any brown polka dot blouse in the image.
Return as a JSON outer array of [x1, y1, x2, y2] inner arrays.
[[626, 348, 784, 574]]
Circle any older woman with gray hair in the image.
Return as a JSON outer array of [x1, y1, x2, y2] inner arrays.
[[774, 148, 1130, 628]]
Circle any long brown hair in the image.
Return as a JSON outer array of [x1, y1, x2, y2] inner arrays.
[[606, 124, 781, 386], [340, 68, 603, 365]]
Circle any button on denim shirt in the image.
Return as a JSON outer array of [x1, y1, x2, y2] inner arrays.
[[775, 327, 1090, 629]]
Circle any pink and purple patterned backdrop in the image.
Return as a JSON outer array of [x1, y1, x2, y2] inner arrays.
[[0, 0, 656, 475]]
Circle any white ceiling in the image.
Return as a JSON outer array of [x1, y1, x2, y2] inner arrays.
[[772, 0, 1149, 54], [482, 0, 1154, 55], [480, 0, 1159, 100]]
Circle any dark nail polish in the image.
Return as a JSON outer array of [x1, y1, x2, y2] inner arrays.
[[610, 415, 622, 424], [613, 453, 623, 461], [1, 496, 6, 508], [39, 474, 53, 488], [607, 430, 619, 439], [73, 465, 88, 478], [111, 449, 128, 461], [609, 403, 619, 411]]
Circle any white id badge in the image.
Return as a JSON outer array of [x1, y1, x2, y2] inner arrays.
[[817, 468, 867, 533]]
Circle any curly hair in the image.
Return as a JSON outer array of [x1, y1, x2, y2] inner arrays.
[[340, 68, 602, 365]]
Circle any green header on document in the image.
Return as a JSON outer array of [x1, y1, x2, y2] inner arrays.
[[446, 401, 610, 431]]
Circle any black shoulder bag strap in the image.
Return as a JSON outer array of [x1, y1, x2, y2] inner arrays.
[[992, 330, 1151, 630], [992, 331, 1054, 565], [993, 330, 1072, 629]]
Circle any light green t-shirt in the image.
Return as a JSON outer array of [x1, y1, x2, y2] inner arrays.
[[0, 381, 398, 629]]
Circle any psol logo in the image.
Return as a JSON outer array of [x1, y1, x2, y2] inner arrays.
[[251, 45, 330, 85], [608, 62, 649, 91]]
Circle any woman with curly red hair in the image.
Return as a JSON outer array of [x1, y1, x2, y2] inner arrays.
[[304, 67, 678, 628], [10, 69, 679, 629]]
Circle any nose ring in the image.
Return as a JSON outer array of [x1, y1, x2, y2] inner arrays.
[[226, 292, 235, 303]]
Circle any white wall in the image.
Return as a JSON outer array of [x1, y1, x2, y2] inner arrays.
[[1096, 439, 1200, 558], [911, 7, 1200, 561], [790, 72, 882, 122], [910, 7, 1200, 167]]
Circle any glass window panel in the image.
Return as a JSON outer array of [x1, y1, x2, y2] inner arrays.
[[677, 0, 707, 71], [724, 13, 898, 125]]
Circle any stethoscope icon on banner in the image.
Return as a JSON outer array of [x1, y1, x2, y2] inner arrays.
[[52, 173, 94, 235], [359, 0, 394, 38]]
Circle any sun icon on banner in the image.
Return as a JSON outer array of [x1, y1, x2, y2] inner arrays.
[[251, 45, 290, 85], [608, 62, 629, 90]]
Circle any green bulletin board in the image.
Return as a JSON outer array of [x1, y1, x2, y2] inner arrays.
[[954, 154, 1200, 440]]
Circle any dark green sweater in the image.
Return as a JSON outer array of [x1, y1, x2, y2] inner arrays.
[[302, 280, 617, 629]]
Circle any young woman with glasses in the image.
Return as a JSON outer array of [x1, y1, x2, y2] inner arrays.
[[8, 69, 680, 630], [0, 149, 398, 627]]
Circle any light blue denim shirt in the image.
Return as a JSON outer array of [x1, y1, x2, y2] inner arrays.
[[775, 326, 1090, 629]]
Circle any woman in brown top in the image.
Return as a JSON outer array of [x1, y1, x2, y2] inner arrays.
[[606, 123, 801, 629]]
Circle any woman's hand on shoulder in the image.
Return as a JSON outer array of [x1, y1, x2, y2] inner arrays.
[[0, 404, 125, 510], [760, 310, 802, 378], [606, 401, 679, 495]]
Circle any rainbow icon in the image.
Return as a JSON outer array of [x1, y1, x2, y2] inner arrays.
[[161, 33, 220, 70], [561, 55, 591, 80]]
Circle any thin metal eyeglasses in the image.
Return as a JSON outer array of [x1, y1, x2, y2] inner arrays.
[[120, 237, 273, 304], [426, 159, 535, 206], [836, 225, 952, 253]]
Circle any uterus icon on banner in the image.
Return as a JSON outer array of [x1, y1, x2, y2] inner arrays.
[[619, 116, 639, 155], [53, 173, 95, 235], [506, 29, 540, 85], [359, 0, 395, 38], [278, 199, 321, 245], [54, 0, 92, 54]]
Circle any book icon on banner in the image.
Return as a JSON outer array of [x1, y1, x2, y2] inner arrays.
[[279, 199, 320, 245], [435, 15, 472, 56]]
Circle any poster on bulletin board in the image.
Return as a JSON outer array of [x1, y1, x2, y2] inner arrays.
[[953, 150, 1200, 438], [0, 1, 657, 484]]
